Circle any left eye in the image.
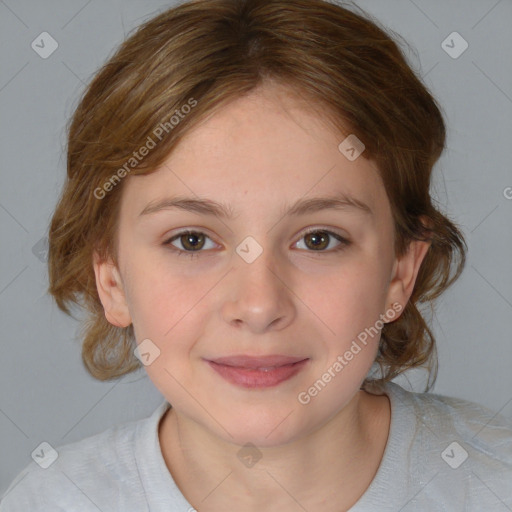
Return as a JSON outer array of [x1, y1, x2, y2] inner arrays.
[[295, 229, 349, 252], [163, 228, 350, 258]]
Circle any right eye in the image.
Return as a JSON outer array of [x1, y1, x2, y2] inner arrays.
[[163, 230, 217, 258]]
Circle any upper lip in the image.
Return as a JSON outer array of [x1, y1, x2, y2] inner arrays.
[[207, 355, 309, 369]]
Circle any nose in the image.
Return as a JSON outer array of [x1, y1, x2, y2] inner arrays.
[[221, 247, 296, 334]]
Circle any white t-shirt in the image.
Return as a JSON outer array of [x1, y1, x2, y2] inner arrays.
[[1, 382, 511, 511]]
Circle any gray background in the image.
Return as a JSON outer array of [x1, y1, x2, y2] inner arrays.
[[1, 0, 511, 495]]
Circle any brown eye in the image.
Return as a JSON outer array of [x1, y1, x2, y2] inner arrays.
[[163, 230, 216, 258], [303, 230, 330, 251], [295, 229, 350, 253], [179, 232, 206, 251]]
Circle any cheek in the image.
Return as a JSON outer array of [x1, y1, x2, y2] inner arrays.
[[126, 268, 205, 390], [301, 267, 388, 405], [312, 258, 390, 340], [121, 251, 182, 336], [124, 255, 213, 356]]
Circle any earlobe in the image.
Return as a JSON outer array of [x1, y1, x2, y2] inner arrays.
[[92, 251, 132, 328]]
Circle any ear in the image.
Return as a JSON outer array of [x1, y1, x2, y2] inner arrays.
[[92, 251, 132, 328], [384, 222, 431, 320]]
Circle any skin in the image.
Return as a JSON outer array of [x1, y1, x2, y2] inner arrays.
[[93, 82, 430, 511]]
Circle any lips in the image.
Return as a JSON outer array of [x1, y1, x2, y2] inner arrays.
[[208, 355, 308, 369], [205, 355, 310, 388]]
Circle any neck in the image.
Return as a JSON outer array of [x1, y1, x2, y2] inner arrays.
[[158, 389, 391, 512]]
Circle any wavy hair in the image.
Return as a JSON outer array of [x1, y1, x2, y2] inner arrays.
[[48, 0, 466, 386]]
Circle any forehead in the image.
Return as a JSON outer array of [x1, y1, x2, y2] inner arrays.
[[120, 84, 388, 220]]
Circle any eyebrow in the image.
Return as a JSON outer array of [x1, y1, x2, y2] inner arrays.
[[138, 193, 373, 219]]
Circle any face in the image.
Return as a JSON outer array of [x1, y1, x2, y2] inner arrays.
[[94, 83, 428, 447]]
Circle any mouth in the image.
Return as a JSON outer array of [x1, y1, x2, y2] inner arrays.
[[204, 355, 310, 389]]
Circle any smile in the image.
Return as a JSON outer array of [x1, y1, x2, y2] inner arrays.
[[205, 355, 310, 389]]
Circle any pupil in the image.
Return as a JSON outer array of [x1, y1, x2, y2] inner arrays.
[[185, 233, 202, 249], [308, 231, 327, 250]]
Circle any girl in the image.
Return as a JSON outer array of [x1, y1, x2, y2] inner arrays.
[[2, 0, 511, 510]]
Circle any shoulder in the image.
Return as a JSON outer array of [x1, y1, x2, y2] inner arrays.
[[0, 401, 169, 512], [384, 382, 512, 508], [0, 425, 137, 512], [391, 382, 512, 454]]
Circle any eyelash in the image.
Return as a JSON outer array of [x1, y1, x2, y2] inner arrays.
[[162, 228, 351, 259]]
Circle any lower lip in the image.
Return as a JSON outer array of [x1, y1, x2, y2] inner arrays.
[[206, 359, 309, 388]]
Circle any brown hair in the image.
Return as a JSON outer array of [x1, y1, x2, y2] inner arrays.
[[48, 0, 466, 387]]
